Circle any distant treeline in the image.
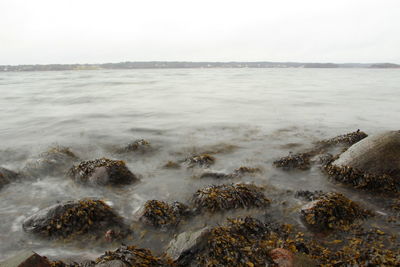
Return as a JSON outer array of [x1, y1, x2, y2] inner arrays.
[[0, 61, 399, 72]]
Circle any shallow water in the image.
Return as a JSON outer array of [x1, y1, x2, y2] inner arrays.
[[0, 68, 399, 261]]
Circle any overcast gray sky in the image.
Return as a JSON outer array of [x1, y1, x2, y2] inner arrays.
[[1, 0, 399, 65]]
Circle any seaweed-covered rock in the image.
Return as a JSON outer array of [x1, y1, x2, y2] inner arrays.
[[294, 190, 324, 201], [22, 199, 128, 239], [192, 183, 270, 213], [139, 200, 191, 229], [273, 152, 311, 170], [163, 161, 180, 169], [320, 129, 368, 147], [326, 131, 400, 192], [185, 154, 215, 168], [0, 167, 20, 189], [23, 146, 78, 177], [68, 158, 138, 186], [300, 192, 372, 231], [117, 139, 152, 154], [179, 217, 273, 267], [94, 245, 174, 267]]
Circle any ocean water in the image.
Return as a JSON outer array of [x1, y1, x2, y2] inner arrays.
[[0, 68, 399, 261]]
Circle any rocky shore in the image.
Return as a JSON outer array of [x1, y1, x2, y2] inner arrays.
[[1, 131, 400, 266]]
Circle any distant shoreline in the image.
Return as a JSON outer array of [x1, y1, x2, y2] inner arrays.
[[1, 61, 399, 72]]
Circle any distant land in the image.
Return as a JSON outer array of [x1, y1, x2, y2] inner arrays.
[[0, 61, 399, 72]]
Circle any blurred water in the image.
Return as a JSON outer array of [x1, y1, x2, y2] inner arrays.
[[0, 68, 399, 261]]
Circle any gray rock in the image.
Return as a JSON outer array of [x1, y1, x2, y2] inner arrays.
[[0, 167, 20, 189], [332, 130, 400, 177], [166, 227, 210, 264]]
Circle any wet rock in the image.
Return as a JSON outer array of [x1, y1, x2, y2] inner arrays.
[[22, 199, 129, 239], [139, 200, 191, 229], [181, 217, 273, 267], [320, 129, 368, 147], [0, 167, 20, 190], [326, 131, 400, 192], [94, 245, 174, 267], [166, 227, 210, 264], [199, 171, 232, 179], [163, 161, 180, 169], [192, 183, 270, 213], [300, 192, 372, 231], [185, 154, 215, 168], [68, 158, 138, 186], [23, 146, 78, 178], [116, 139, 152, 154], [269, 248, 294, 267], [273, 152, 311, 171], [0, 251, 51, 267], [200, 166, 261, 179]]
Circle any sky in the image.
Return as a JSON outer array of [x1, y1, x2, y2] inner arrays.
[[1, 0, 399, 65]]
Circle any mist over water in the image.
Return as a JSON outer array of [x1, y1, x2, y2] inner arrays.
[[0, 68, 399, 261]]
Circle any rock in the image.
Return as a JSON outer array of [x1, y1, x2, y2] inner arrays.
[[294, 190, 324, 201], [199, 171, 232, 179], [327, 131, 400, 192], [300, 192, 372, 231], [200, 167, 261, 179], [116, 139, 152, 154], [0, 167, 20, 190], [320, 129, 368, 147], [139, 200, 191, 229], [273, 152, 312, 171], [0, 251, 51, 267], [166, 227, 210, 264], [181, 217, 272, 266], [22, 146, 78, 178], [192, 183, 270, 213], [163, 161, 180, 169], [68, 158, 138, 186], [269, 248, 294, 267], [94, 245, 174, 267], [22, 199, 128, 239], [185, 154, 215, 168]]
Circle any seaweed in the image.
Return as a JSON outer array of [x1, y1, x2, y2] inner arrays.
[[273, 152, 312, 170], [185, 154, 215, 168], [192, 183, 270, 213], [95, 245, 175, 267], [67, 158, 137, 185], [320, 129, 368, 147], [301, 192, 373, 231], [324, 164, 400, 193], [139, 200, 191, 229]]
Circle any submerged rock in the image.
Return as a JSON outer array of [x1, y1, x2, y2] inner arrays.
[[139, 200, 191, 229], [200, 166, 261, 179], [273, 152, 312, 170], [163, 161, 180, 169], [23, 146, 78, 178], [0, 167, 20, 190], [326, 130, 400, 192], [300, 192, 372, 231], [22, 199, 128, 239], [185, 154, 215, 168], [116, 139, 152, 154], [68, 158, 138, 186], [192, 183, 270, 213], [94, 245, 174, 267]]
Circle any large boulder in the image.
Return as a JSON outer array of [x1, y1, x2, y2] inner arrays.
[[22, 146, 78, 178], [22, 199, 129, 239], [327, 131, 400, 192], [68, 158, 138, 186], [0, 251, 51, 267], [0, 167, 20, 190]]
